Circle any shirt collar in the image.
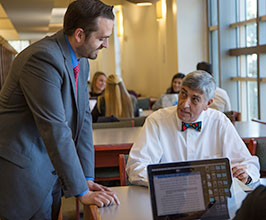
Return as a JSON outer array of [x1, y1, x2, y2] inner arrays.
[[65, 35, 79, 68], [176, 108, 206, 131]]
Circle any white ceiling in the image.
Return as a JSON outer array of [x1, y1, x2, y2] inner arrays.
[[0, 0, 123, 40]]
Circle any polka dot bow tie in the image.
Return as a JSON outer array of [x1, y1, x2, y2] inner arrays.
[[181, 121, 202, 132]]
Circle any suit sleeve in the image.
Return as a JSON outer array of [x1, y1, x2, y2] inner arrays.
[[19, 49, 88, 197]]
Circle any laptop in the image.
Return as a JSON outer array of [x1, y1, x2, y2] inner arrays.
[[147, 158, 232, 220], [89, 98, 97, 111]]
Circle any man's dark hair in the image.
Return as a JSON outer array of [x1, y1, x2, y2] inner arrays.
[[196, 61, 213, 76], [63, 0, 114, 38]]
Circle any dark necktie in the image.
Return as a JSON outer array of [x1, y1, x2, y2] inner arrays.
[[182, 121, 202, 132], [73, 63, 79, 98]]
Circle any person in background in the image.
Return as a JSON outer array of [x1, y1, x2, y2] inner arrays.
[[152, 72, 185, 110], [197, 61, 231, 112], [0, 1, 119, 219], [166, 72, 186, 94], [126, 70, 259, 187], [89, 71, 107, 99], [92, 74, 138, 122]]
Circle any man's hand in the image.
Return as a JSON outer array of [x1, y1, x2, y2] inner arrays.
[[79, 190, 119, 207], [85, 180, 120, 206], [232, 164, 249, 184], [87, 180, 112, 192]]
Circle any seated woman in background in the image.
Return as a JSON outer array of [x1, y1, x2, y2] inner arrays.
[[152, 72, 185, 110], [92, 74, 138, 122], [165, 72, 185, 94], [89, 71, 107, 98]]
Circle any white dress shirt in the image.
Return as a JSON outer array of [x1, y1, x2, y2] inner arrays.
[[210, 87, 231, 112], [126, 106, 260, 186]]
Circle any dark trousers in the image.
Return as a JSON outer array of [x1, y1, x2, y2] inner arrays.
[[0, 179, 61, 220], [30, 179, 62, 220]]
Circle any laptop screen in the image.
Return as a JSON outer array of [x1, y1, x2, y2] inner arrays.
[[89, 98, 97, 110], [147, 158, 232, 220]]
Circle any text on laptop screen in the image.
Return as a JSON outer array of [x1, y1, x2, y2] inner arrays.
[[148, 158, 232, 219]]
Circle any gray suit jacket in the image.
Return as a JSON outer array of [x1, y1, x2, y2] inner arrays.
[[0, 30, 94, 219]]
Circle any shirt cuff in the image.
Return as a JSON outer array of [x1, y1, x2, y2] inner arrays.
[[76, 189, 89, 197], [75, 177, 94, 197]]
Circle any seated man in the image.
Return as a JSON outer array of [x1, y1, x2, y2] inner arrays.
[[126, 70, 260, 186]]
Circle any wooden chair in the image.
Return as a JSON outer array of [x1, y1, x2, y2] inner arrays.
[[83, 205, 101, 220], [224, 111, 241, 123], [137, 97, 150, 110], [58, 206, 63, 220], [248, 139, 266, 177], [132, 116, 147, 127], [94, 145, 132, 182], [251, 119, 266, 125], [118, 154, 129, 186], [76, 147, 133, 219]]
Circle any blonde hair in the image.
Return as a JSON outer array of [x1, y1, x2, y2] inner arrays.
[[98, 74, 133, 118], [91, 71, 106, 93]]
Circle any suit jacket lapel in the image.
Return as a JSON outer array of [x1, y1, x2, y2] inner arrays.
[[55, 30, 79, 107], [77, 59, 87, 127], [54, 31, 90, 142], [54, 31, 80, 143]]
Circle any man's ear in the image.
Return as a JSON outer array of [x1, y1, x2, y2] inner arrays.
[[204, 98, 213, 111], [74, 28, 85, 44]]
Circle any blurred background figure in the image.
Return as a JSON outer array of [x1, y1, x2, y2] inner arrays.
[[92, 74, 138, 122], [166, 73, 186, 94], [89, 71, 107, 99], [197, 61, 231, 112], [152, 73, 185, 111]]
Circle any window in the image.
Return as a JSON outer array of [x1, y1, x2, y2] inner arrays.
[[8, 40, 30, 54], [208, 0, 266, 121]]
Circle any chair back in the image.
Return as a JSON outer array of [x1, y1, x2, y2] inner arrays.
[[248, 139, 266, 177], [256, 139, 266, 173], [118, 154, 129, 186], [133, 116, 147, 127], [137, 97, 150, 110], [224, 111, 241, 123]]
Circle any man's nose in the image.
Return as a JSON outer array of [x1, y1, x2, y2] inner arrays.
[[182, 97, 191, 107], [102, 38, 109, 48]]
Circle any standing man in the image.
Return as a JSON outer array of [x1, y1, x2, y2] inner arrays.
[[0, 0, 119, 219]]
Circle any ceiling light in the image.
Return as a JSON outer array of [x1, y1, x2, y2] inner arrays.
[[126, 0, 157, 5], [136, 3, 152, 6]]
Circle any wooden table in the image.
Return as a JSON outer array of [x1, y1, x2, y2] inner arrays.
[[93, 127, 141, 146], [84, 186, 152, 220], [75, 127, 143, 220], [234, 121, 266, 143], [93, 127, 142, 167], [92, 127, 142, 182], [84, 178, 264, 220]]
